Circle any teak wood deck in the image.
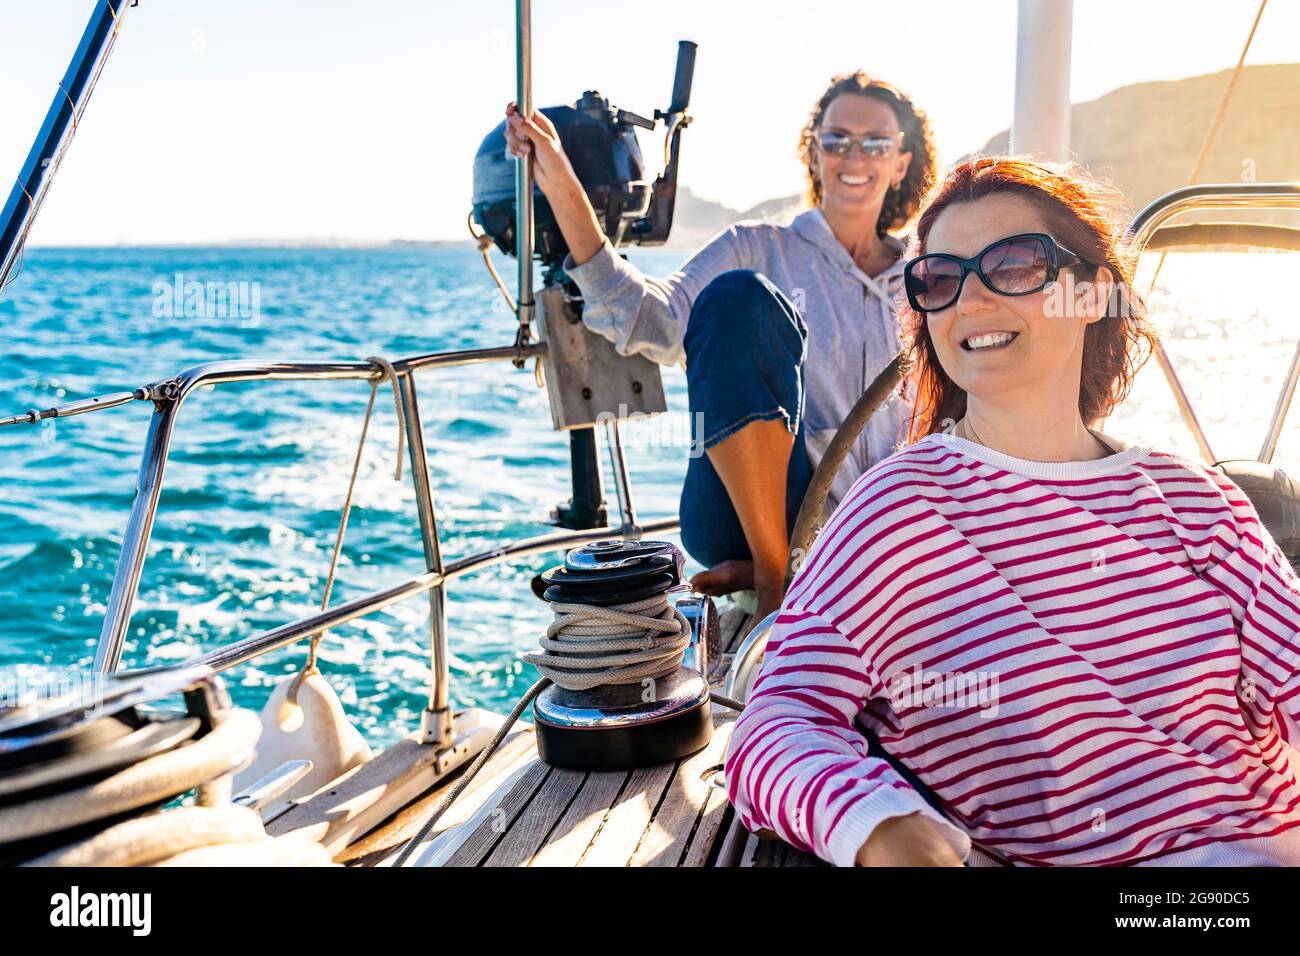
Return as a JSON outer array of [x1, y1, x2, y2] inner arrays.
[[295, 602, 827, 867]]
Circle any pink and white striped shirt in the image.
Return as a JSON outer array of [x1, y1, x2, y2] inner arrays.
[[725, 433, 1300, 866]]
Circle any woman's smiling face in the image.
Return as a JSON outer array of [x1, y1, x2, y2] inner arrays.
[[923, 192, 1108, 409], [812, 93, 912, 215]]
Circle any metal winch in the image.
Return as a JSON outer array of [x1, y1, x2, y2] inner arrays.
[[528, 539, 716, 771]]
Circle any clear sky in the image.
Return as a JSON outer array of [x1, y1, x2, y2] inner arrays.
[[2, 0, 1295, 245]]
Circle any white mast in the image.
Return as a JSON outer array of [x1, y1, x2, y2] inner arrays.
[[1010, 0, 1073, 161]]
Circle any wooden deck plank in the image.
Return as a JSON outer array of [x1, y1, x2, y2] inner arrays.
[[482, 765, 586, 867], [629, 712, 735, 867], [527, 769, 628, 868], [266, 707, 502, 856], [577, 761, 676, 867], [394, 738, 543, 868], [682, 783, 733, 867], [728, 818, 828, 868], [678, 713, 737, 868], [339, 726, 537, 866], [443, 757, 551, 866]]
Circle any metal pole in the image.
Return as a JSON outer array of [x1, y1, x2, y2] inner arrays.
[[1010, 0, 1072, 161], [1260, 338, 1300, 464], [1148, 342, 1216, 465], [515, 0, 535, 333], [94, 401, 182, 673], [1127, 183, 1300, 466], [398, 373, 452, 746], [604, 420, 638, 533], [1, 0, 132, 291]]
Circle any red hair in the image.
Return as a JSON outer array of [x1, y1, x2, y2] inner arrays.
[[899, 157, 1157, 442]]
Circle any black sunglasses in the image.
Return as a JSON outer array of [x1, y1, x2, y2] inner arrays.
[[903, 233, 1091, 314]]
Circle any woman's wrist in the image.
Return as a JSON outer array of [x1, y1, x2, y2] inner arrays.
[[551, 185, 607, 267], [855, 811, 965, 867]]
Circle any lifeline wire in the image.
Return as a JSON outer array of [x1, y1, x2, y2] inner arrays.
[[1142, 0, 1268, 298], [291, 358, 407, 700]]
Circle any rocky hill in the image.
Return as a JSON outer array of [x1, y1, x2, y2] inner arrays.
[[671, 63, 1300, 244]]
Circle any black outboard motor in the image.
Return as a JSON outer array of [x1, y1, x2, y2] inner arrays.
[[470, 41, 697, 534], [471, 40, 696, 284]]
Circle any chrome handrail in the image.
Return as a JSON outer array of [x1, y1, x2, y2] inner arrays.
[[1127, 183, 1300, 465], [88, 336, 680, 747], [1129, 183, 1300, 250], [183, 516, 680, 675], [93, 343, 547, 676]]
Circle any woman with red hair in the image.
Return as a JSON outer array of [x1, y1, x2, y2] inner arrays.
[[726, 157, 1300, 866]]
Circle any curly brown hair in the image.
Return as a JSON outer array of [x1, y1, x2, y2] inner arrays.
[[798, 72, 937, 235], [899, 157, 1158, 443]]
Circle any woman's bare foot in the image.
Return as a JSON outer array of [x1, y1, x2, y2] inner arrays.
[[688, 560, 786, 632], [688, 559, 755, 596]]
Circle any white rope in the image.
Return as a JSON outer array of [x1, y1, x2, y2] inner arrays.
[[365, 355, 406, 482], [466, 212, 545, 387], [22, 804, 337, 867], [391, 589, 692, 866], [0, 708, 261, 844], [21, 804, 265, 867], [523, 593, 690, 691], [155, 834, 336, 867], [468, 212, 518, 315]]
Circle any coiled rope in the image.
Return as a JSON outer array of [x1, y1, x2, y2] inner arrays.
[[523, 592, 691, 691], [392, 589, 696, 865], [0, 707, 262, 845]]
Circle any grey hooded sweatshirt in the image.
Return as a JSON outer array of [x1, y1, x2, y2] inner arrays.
[[563, 206, 910, 510]]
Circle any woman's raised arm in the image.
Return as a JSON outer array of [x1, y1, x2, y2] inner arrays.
[[505, 102, 605, 266], [504, 101, 749, 367]]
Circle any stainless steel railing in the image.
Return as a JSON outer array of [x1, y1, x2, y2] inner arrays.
[[88, 339, 677, 748], [1128, 182, 1300, 466]]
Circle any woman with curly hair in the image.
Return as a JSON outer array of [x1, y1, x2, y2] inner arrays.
[[504, 73, 937, 625], [726, 157, 1300, 867]]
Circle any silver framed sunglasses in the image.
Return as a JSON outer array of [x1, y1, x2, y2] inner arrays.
[[814, 129, 904, 158]]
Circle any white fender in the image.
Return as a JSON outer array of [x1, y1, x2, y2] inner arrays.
[[234, 672, 371, 821]]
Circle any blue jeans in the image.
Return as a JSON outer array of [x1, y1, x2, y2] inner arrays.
[[678, 270, 815, 570]]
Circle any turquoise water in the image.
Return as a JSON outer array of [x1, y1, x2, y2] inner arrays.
[[2, 246, 1298, 750], [0, 245, 692, 747]]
